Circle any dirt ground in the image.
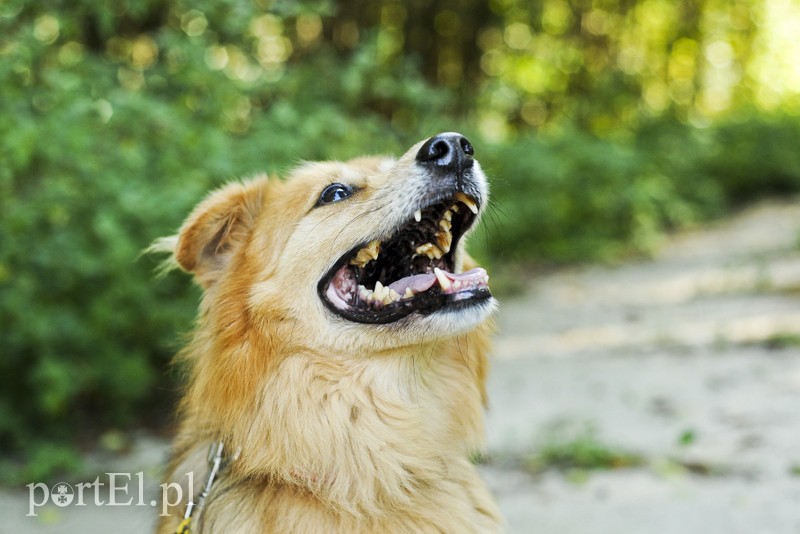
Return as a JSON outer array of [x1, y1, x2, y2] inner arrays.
[[482, 199, 800, 533], [4, 200, 800, 533]]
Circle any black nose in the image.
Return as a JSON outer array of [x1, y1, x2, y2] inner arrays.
[[416, 132, 474, 172]]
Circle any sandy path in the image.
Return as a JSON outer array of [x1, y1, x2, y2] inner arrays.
[[481, 200, 800, 533]]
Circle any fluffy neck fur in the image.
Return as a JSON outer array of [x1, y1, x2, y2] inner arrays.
[[159, 304, 499, 532], [173, 301, 491, 518]]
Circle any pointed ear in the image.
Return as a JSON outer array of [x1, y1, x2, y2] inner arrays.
[[173, 179, 267, 287]]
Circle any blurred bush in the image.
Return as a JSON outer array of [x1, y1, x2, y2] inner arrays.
[[478, 129, 695, 263], [1, 0, 799, 483], [476, 113, 800, 265], [701, 115, 800, 202]]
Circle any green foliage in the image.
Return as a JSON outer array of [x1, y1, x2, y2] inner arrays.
[[527, 429, 643, 474], [476, 128, 697, 264], [472, 114, 800, 268], [701, 115, 800, 203], [762, 332, 800, 351], [677, 429, 697, 447]]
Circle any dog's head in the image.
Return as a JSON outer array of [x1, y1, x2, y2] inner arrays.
[[162, 132, 494, 352]]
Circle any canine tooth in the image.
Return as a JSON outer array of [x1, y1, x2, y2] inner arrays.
[[434, 267, 451, 290], [414, 209, 422, 222], [403, 288, 414, 299], [374, 281, 386, 301], [455, 192, 479, 214]]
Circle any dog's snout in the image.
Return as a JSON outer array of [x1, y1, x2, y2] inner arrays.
[[416, 132, 474, 172]]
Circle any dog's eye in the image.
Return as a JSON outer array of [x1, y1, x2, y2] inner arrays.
[[317, 183, 353, 206]]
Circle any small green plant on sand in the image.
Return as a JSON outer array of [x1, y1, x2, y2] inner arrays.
[[527, 429, 644, 476]]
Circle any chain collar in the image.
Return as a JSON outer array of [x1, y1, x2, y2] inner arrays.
[[175, 441, 239, 534]]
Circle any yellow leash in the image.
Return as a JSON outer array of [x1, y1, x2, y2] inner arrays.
[[175, 517, 192, 534]]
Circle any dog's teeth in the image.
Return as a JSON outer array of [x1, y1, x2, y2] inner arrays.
[[383, 289, 401, 305], [403, 288, 414, 299], [451, 204, 460, 213], [359, 284, 371, 298], [369, 240, 381, 258], [350, 240, 381, 267], [359, 285, 375, 303], [417, 242, 444, 259], [437, 232, 451, 254], [434, 267, 451, 290], [437, 220, 452, 253], [416, 243, 433, 256], [374, 281, 386, 301], [373, 281, 395, 303], [414, 209, 422, 222], [443, 210, 452, 222], [455, 192, 479, 215]]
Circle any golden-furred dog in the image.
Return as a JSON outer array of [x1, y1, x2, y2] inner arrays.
[[154, 133, 503, 533]]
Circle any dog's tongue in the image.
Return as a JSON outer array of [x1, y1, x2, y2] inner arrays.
[[388, 273, 437, 295], [388, 267, 488, 296]]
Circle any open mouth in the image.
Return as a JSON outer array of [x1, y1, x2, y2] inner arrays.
[[319, 193, 491, 324]]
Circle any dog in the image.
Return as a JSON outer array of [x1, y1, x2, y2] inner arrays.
[[153, 132, 503, 533]]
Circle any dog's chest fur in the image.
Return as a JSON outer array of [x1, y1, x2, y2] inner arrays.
[[163, 339, 502, 533]]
